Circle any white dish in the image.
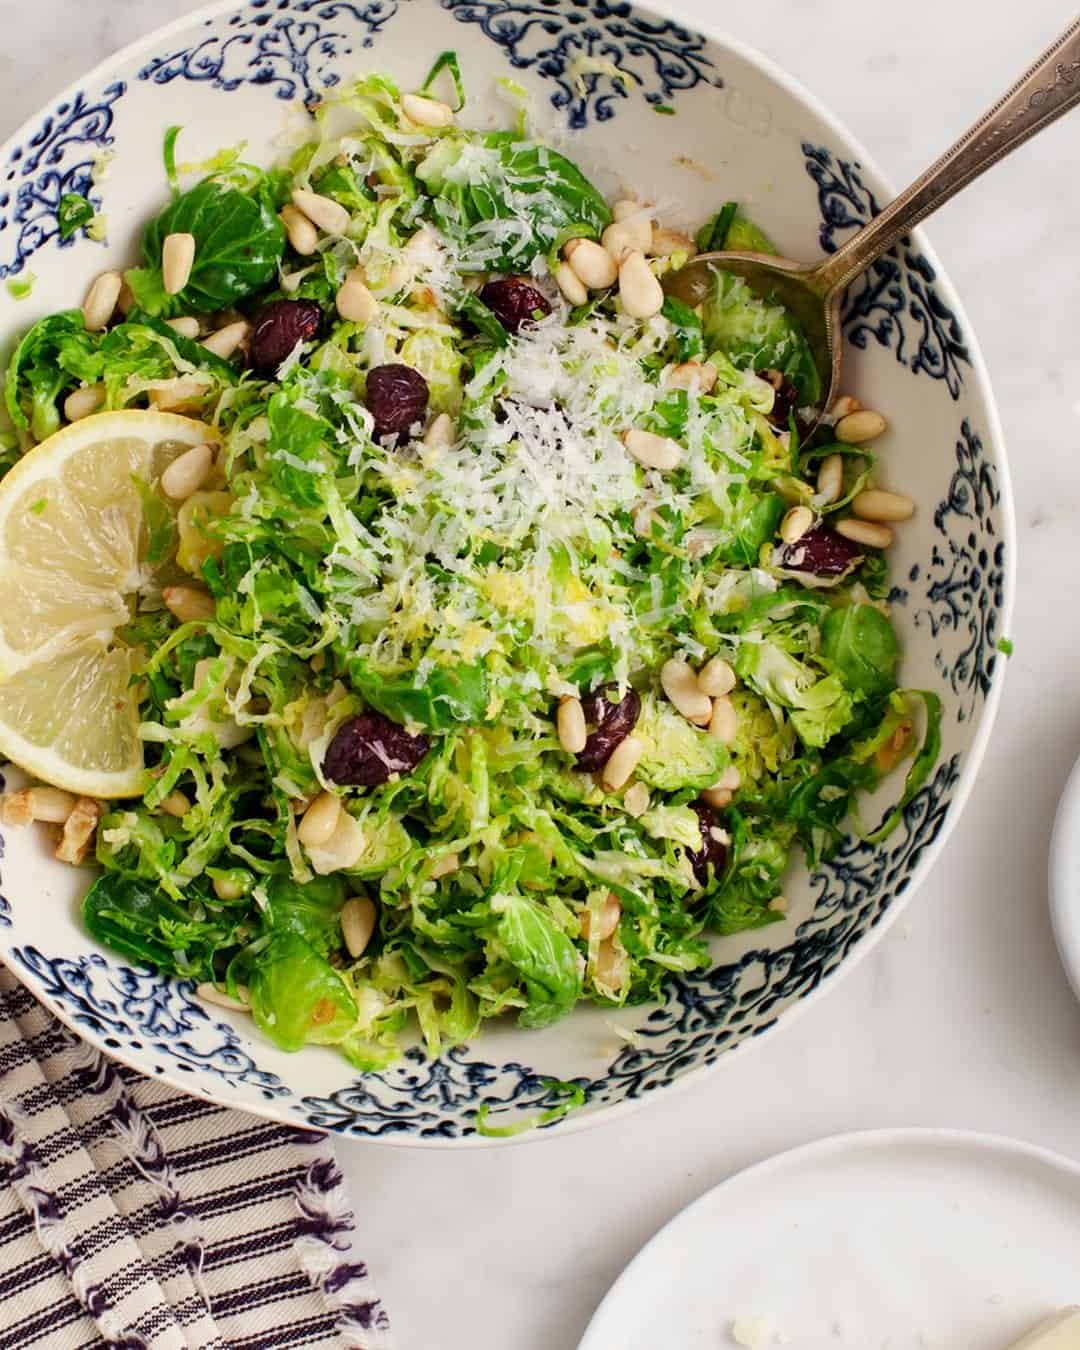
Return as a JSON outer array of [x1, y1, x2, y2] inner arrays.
[[579, 1129, 1080, 1349], [1049, 756, 1080, 1004]]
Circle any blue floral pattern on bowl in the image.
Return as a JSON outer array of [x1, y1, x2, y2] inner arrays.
[[915, 419, 1005, 722], [0, 0, 1012, 1142], [0, 83, 123, 280], [12, 939, 288, 1099], [139, 0, 401, 107], [803, 143, 972, 399], [439, 0, 722, 127]]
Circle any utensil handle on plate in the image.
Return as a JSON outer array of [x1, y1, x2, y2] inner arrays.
[[809, 17, 1080, 297]]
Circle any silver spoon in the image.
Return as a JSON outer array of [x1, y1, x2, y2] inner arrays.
[[664, 18, 1080, 430]]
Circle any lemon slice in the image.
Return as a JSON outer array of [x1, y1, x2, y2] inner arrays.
[[0, 409, 218, 797]]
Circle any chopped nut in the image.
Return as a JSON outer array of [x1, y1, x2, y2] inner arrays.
[[0, 791, 34, 826], [55, 798, 103, 865]]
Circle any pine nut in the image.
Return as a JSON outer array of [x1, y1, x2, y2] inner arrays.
[[816, 452, 843, 504], [336, 268, 378, 323], [780, 505, 815, 545], [82, 269, 123, 331], [601, 222, 635, 264], [664, 360, 718, 393], [581, 892, 621, 941], [0, 791, 33, 826], [851, 488, 915, 523], [557, 696, 588, 754], [554, 260, 589, 306], [403, 226, 441, 268], [63, 383, 105, 421], [622, 781, 650, 817], [161, 443, 213, 502], [165, 316, 201, 340], [29, 787, 77, 824], [160, 790, 192, 818], [423, 412, 455, 450], [213, 875, 247, 901], [661, 658, 713, 725], [829, 394, 860, 419], [707, 696, 738, 745], [196, 983, 249, 1012], [291, 188, 350, 237], [431, 853, 459, 879], [698, 656, 736, 698], [769, 894, 789, 914], [622, 428, 682, 471], [835, 518, 894, 549], [564, 238, 617, 289], [835, 409, 887, 444], [148, 374, 211, 412], [162, 586, 216, 623], [618, 250, 664, 319], [340, 895, 377, 958], [604, 209, 652, 258], [298, 790, 342, 848], [162, 232, 196, 295], [307, 810, 366, 875], [281, 204, 319, 255], [201, 320, 249, 360], [601, 735, 643, 791], [701, 786, 732, 809], [402, 92, 455, 129], [649, 226, 697, 258], [55, 798, 102, 865]]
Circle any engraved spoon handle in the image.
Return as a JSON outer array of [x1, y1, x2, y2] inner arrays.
[[809, 17, 1080, 297]]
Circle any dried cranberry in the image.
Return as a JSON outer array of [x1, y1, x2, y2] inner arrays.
[[758, 367, 801, 429], [365, 363, 430, 442], [479, 277, 552, 335], [323, 713, 430, 787], [687, 801, 729, 888], [777, 524, 863, 578], [575, 683, 642, 773], [249, 299, 322, 372]]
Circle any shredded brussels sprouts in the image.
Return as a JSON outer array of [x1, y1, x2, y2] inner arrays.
[[0, 57, 937, 1073]]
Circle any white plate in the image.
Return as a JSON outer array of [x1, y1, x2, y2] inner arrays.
[[1049, 756, 1080, 1003], [578, 1130, 1080, 1350]]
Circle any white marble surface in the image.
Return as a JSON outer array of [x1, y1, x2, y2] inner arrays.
[[5, 2, 1080, 1346]]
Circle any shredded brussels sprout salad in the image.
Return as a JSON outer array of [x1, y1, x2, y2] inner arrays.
[[0, 55, 940, 1074]]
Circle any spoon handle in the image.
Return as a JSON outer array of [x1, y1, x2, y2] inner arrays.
[[811, 17, 1080, 297]]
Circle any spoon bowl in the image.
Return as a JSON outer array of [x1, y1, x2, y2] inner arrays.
[[665, 16, 1080, 431], [662, 250, 840, 433]]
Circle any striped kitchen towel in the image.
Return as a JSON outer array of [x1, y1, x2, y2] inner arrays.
[[0, 966, 393, 1350]]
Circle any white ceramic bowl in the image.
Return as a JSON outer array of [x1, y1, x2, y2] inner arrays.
[[1049, 755, 1080, 1003], [0, 0, 1014, 1144]]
